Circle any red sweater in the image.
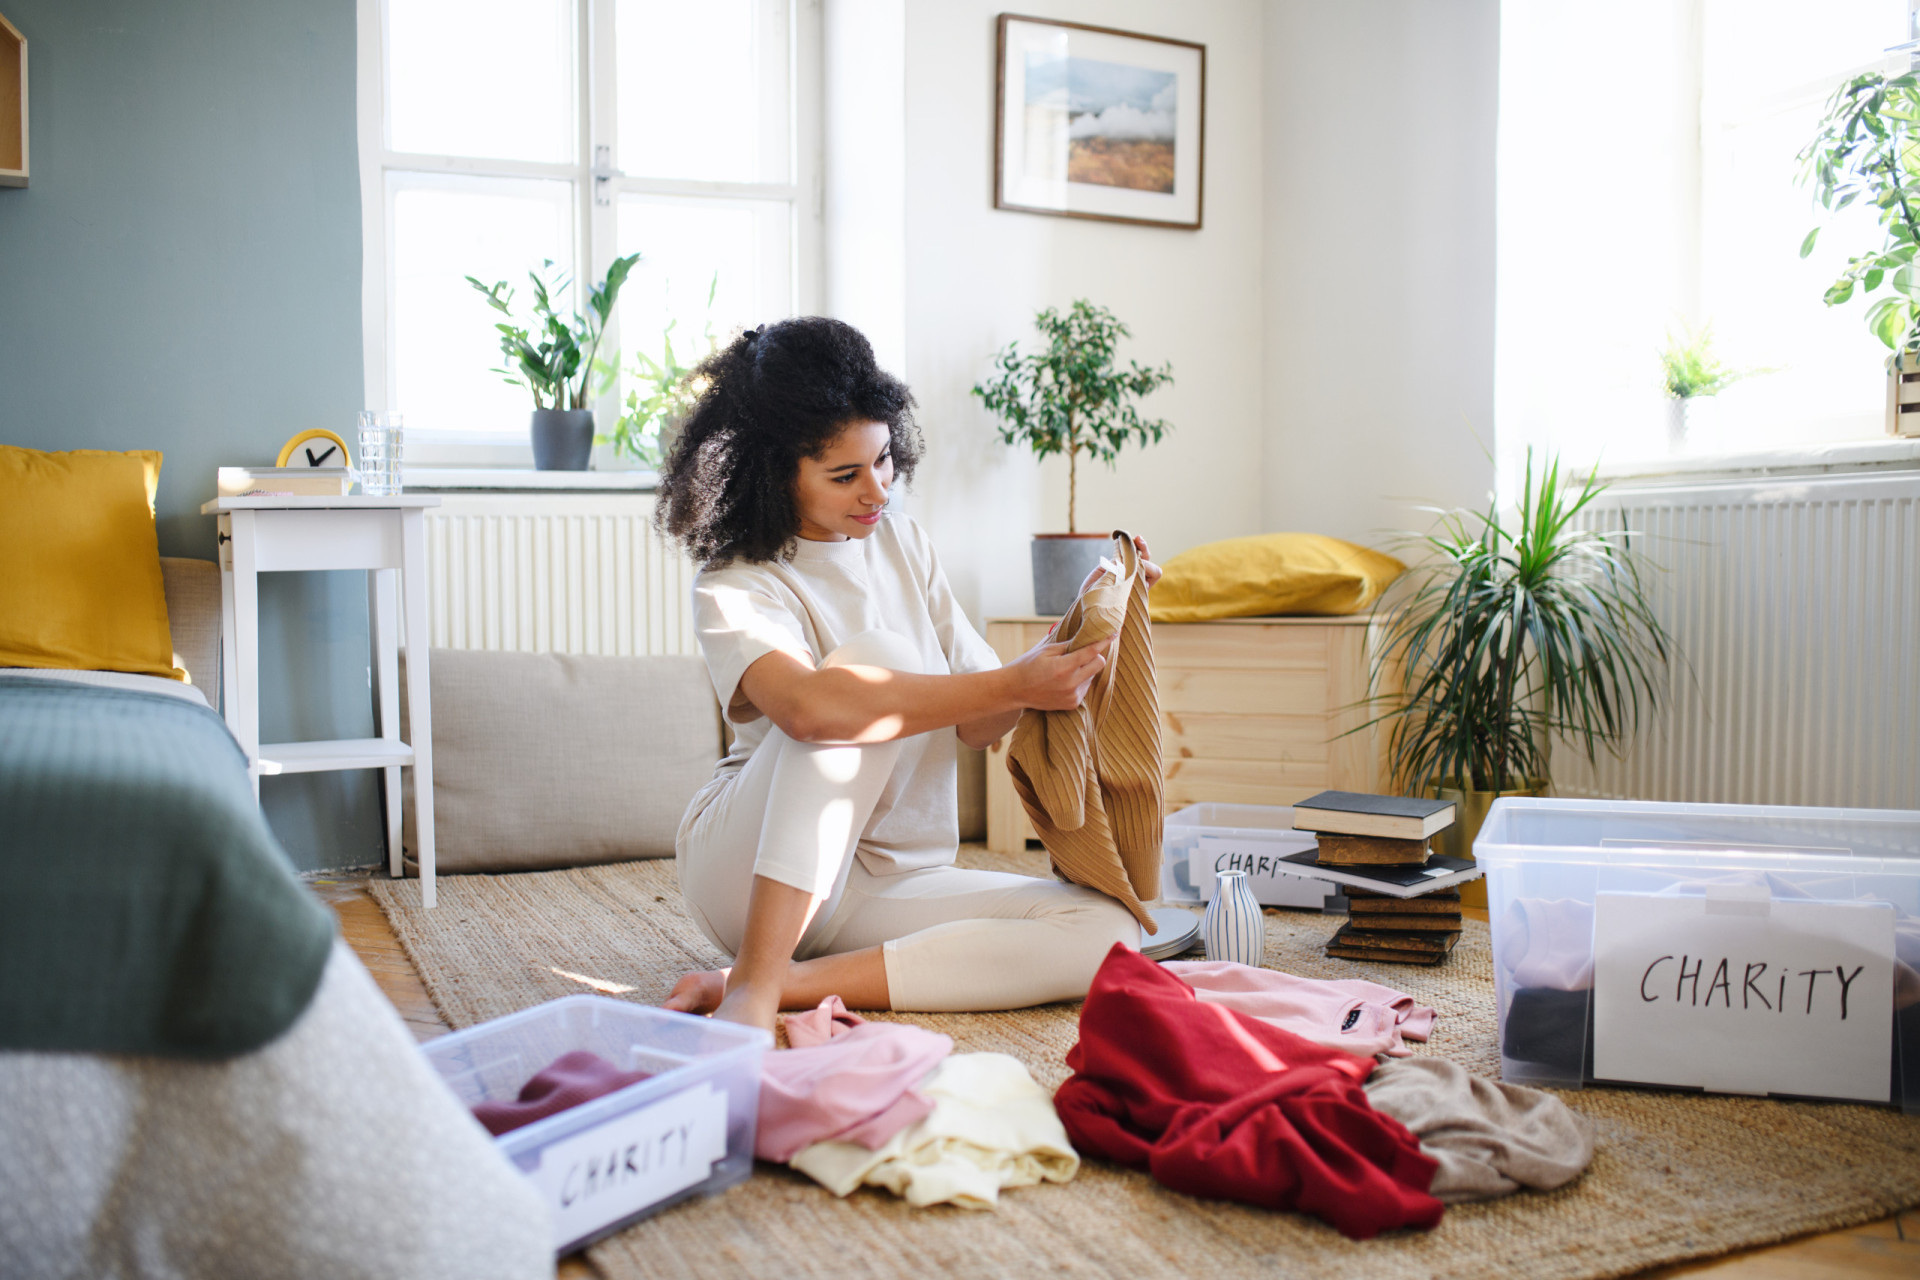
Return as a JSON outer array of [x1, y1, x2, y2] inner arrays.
[[1054, 945, 1442, 1238]]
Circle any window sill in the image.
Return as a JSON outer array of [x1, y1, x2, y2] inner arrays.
[[403, 467, 659, 493], [1592, 437, 1920, 488]]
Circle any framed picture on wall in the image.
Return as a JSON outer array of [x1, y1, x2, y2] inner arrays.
[[994, 14, 1206, 229]]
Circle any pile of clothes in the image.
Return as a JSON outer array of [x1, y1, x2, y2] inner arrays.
[[758, 997, 1078, 1210], [1055, 946, 1593, 1238], [476, 952, 1596, 1235]]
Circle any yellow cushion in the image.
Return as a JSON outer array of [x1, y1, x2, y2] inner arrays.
[[0, 446, 182, 679], [1149, 532, 1406, 622]]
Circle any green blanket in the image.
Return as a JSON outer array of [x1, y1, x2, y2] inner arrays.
[[0, 679, 335, 1057]]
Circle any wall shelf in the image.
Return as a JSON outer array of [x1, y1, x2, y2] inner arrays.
[[0, 11, 24, 188]]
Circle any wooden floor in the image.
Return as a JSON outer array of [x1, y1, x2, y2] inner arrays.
[[314, 871, 1918, 1280]]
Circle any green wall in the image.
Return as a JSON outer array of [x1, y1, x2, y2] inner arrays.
[[0, 0, 384, 871]]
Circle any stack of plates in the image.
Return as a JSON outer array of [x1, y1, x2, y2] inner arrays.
[[1141, 906, 1202, 961]]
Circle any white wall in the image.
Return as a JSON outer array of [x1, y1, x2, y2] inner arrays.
[[825, 1, 1502, 621], [823, 0, 908, 375], [1261, 0, 1499, 545], [896, 0, 1269, 620]]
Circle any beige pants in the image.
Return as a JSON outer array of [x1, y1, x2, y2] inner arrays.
[[676, 631, 1139, 1011]]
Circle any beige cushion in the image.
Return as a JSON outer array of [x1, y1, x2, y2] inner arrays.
[[159, 558, 222, 702], [402, 649, 723, 872]]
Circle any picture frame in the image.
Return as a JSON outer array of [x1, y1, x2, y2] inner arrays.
[[994, 14, 1206, 230]]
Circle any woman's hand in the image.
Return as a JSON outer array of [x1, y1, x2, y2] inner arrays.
[[1135, 535, 1162, 589], [1003, 637, 1111, 711], [1076, 534, 1163, 596]]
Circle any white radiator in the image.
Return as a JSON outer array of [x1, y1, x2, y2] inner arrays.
[[1554, 470, 1919, 810], [421, 493, 698, 657]]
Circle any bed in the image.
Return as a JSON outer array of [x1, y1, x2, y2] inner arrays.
[[0, 558, 553, 1280]]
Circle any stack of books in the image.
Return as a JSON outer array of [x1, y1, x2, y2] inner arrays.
[[1327, 888, 1465, 964], [1289, 791, 1464, 966]]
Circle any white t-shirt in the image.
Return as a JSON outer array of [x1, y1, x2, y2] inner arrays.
[[686, 513, 1002, 875]]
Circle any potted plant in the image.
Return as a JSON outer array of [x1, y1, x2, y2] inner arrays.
[[467, 253, 639, 469], [1800, 71, 1920, 437], [972, 299, 1174, 615], [1658, 323, 1753, 451], [597, 276, 720, 469], [1366, 452, 1674, 904]]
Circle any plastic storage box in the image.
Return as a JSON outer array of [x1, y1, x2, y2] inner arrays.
[[1476, 798, 1920, 1112], [1161, 803, 1333, 910], [422, 995, 770, 1253]]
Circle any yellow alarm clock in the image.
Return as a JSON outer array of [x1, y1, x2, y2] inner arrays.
[[277, 428, 351, 470]]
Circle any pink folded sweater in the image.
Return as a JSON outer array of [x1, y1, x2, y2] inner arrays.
[[1162, 961, 1437, 1058], [756, 997, 952, 1162]]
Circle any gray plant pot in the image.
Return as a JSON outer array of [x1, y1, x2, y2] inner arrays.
[[531, 408, 595, 471], [1031, 533, 1114, 616]]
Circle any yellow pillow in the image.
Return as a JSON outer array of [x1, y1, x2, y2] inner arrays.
[[1149, 532, 1406, 622], [0, 446, 182, 679]]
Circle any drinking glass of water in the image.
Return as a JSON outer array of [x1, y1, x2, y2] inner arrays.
[[356, 411, 404, 496]]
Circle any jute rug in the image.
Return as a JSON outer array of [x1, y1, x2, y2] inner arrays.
[[371, 847, 1920, 1280]]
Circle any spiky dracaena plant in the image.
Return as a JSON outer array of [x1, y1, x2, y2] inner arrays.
[[1368, 452, 1675, 794]]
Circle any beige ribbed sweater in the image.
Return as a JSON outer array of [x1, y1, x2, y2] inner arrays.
[[1007, 531, 1164, 933]]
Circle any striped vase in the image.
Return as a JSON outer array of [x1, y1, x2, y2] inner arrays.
[[1203, 869, 1265, 967]]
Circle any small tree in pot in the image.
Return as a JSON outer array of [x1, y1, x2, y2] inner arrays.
[[972, 299, 1173, 614], [467, 253, 639, 469], [1365, 452, 1674, 903]]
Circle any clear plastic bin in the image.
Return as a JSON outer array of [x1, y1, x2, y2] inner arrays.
[[422, 995, 770, 1253], [1161, 802, 1333, 910], [1476, 798, 1920, 1112]]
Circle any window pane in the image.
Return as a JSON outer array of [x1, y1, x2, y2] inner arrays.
[[616, 0, 791, 182], [390, 174, 575, 435], [615, 195, 792, 398], [1696, 0, 1908, 451], [387, 0, 575, 163]]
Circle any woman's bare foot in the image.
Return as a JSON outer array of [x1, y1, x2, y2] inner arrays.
[[710, 982, 781, 1036], [662, 969, 727, 1015]]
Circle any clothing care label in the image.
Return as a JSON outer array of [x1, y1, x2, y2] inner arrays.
[[1193, 834, 1326, 909], [1592, 891, 1895, 1103], [527, 1080, 729, 1250]]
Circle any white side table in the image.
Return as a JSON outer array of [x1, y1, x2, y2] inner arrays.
[[201, 495, 443, 907]]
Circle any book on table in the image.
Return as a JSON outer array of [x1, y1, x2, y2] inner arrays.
[[217, 466, 353, 497], [1291, 791, 1457, 841]]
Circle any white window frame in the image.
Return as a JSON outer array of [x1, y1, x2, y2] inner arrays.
[[355, 0, 822, 468]]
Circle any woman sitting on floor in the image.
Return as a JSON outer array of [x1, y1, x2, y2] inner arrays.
[[656, 316, 1154, 1033]]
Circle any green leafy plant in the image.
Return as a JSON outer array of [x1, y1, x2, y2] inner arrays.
[[1366, 452, 1674, 794], [1660, 323, 1749, 399], [971, 299, 1173, 532], [466, 254, 640, 410], [1799, 72, 1920, 358], [596, 275, 721, 468]]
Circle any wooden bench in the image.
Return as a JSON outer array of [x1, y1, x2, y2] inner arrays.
[[983, 615, 1395, 855]]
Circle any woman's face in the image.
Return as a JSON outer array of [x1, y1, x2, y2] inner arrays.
[[793, 420, 894, 542]]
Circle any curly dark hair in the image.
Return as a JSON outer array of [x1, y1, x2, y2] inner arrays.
[[654, 316, 922, 567]]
